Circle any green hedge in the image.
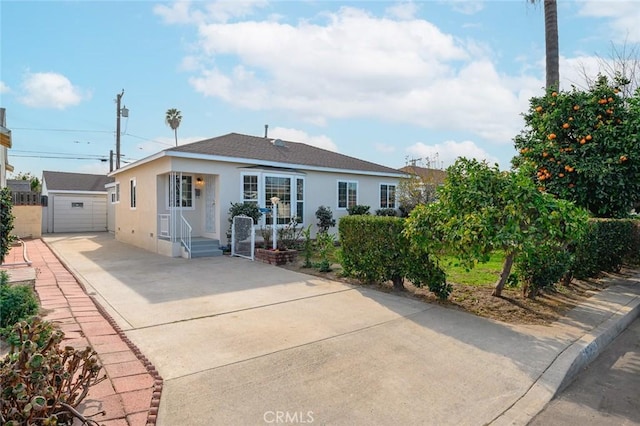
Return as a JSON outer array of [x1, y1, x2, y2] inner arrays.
[[573, 218, 639, 279], [339, 215, 449, 299]]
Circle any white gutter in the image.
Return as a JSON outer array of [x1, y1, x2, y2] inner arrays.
[[49, 190, 108, 195]]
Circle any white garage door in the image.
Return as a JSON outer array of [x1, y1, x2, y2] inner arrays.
[[53, 195, 107, 232]]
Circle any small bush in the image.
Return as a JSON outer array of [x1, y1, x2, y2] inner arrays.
[[315, 231, 336, 272], [227, 202, 263, 246], [375, 208, 397, 217], [0, 317, 107, 425], [301, 225, 313, 268], [515, 242, 572, 298], [228, 202, 262, 225], [0, 273, 39, 334], [315, 206, 336, 233], [277, 219, 303, 250], [347, 205, 370, 216], [1, 187, 15, 264]]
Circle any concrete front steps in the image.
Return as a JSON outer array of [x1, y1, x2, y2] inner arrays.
[[188, 237, 223, 258]]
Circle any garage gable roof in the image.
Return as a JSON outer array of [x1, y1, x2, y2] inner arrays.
[[43, 171, 114, 192]]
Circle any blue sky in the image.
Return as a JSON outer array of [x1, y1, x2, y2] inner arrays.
[[1, 0, 638, 179]]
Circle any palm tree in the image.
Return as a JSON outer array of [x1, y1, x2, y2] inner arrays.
[[165, 108, 182, 147], [531, 0, 559, 90]]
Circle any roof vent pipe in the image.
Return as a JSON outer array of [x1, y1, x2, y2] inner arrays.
[[264, 124, 269, 138]]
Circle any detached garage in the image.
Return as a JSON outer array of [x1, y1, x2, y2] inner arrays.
[[42, 171, 113, 233]]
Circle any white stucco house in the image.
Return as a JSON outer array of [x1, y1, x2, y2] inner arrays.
[[109, 132, 405, 258]]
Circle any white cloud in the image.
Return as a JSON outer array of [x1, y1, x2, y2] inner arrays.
[[385, 2, 419, 20], [267, 127, 338, 152], [578, 1, 640, 43], [18, 72, 88, 109], [407, 140, 501, 169], [0, 81, 9, 94], [154, 0, 267, 25], [181, 6, 545, 144], [449, 0, 485, 15]]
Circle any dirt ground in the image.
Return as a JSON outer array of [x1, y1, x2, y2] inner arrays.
[[280, 260, 638, 325]]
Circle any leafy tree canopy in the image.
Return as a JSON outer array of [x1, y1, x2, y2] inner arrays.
[[404, 158, 589, 296], [513, 76, 640, 218]]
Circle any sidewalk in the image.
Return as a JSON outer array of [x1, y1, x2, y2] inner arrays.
[[1, 239, 162, 426]]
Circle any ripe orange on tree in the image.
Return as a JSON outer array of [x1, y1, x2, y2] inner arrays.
[[586, 134, 592, 141], [547, 133, 557, 140]]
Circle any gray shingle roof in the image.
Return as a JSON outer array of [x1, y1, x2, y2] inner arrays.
[[168, 133, 403, 175], [43, 171, 113, 192]]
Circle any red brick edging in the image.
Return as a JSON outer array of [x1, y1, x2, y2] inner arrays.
[[38, 239, 164, 426]]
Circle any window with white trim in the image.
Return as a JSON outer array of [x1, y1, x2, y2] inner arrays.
[[337, 180, 358, 209], [380, 183, 397, 208], [111, 183, 120, 204], [240, 172, 305, 225], [296, 178, 304, 221], [129, 178, 136, 209], [168, 175, 193, 208], [265, 176, 291, 225], [242, 174, 259, 205]]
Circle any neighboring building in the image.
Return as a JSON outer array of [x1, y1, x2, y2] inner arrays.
[[0, 108, 14, 188], [42, 171, 113, 233], [109, 132, 405, 258], [7, 179, 43, 239], [398, 165, 447, 186]]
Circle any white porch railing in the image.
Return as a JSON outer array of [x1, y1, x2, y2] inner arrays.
[[180, 215, 192, 258]]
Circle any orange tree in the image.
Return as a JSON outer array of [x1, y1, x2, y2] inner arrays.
[[404, 158, 588, 298], [513, 76, 640, 218]]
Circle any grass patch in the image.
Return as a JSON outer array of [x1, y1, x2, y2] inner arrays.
[[440, 251, 505, 286]]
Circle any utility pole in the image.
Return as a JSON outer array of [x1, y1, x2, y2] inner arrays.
[[109, 150, 114, 172], [115, 90, 124, 170]]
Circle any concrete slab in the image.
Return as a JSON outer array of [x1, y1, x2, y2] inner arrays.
[[43, 233, 640, 426]]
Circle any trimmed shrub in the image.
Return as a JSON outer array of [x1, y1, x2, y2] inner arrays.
[[573, 219, 637, 278], [515, 242, 573, 298], [375, 208, 398, 217], [347, 205, 370, 216], [339, 215, 448, 298]]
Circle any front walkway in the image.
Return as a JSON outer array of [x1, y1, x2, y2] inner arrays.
[[2, 239, 161, 426]]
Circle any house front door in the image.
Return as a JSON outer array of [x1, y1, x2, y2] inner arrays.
[[204, 175, 216, 236]]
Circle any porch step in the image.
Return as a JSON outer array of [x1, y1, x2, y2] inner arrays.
[[188, 238, 223, 258]]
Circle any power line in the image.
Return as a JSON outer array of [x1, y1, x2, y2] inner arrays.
[[12, 127, 113, 134], [123, 132, 174, 147], [11, 154, 108, 161], [12, 149, 106, 158]]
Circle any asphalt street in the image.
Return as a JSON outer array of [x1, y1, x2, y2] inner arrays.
[[530, 318, 640, 426]]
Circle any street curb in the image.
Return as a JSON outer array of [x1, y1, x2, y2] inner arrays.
[[490, 284, 640, 425]]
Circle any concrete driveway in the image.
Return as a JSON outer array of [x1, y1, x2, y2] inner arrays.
[[44, 233, 597, 425]]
